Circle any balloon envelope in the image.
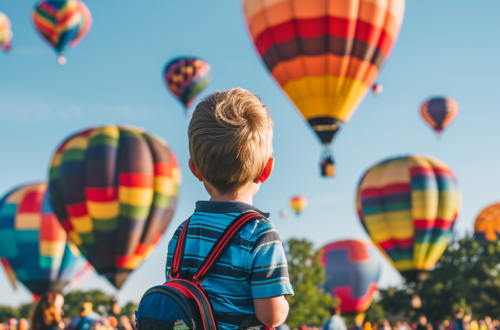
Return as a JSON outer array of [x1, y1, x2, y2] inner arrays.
[[356, 155, 460, 284], [164, 57, 211, 110], [289, 196, 307, 215], [0, 183, 88, 296], [320, 240, 381, 314], [242, 0, 405, 173], [420, 97, 458, 134], [0, 12, 12, 51], [32, 0, 92, 62], [48, 125, 181, 289], [474, 203, 500, 243]]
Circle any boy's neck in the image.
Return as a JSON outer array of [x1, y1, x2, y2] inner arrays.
[[207, 182, 256, 205], [209, 193, 253, 205]]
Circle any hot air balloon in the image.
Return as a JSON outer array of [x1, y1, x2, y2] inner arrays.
[[48, 125, 181, 289], [0, 183, 89, 297], [242, 0, 405, 177], [163, 57, 211, 113], [320, 240, 381, 314], [474, 203, 500, 243], [0, 12, 13, 52], [372, 84, 383, 96], [356, 155, 460, 292], [289, 196, 307, 216], [279, 210, 287, 218], [32, 0, 92, 65], [420, 97, 458, 136]]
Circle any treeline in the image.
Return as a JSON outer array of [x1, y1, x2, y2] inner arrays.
[[0, 290, 137, 322]]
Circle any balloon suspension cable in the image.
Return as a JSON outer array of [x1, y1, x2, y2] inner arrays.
[[57, 52, 67, 66]]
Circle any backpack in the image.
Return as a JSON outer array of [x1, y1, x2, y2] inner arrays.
[[136, 211, 265, 330]]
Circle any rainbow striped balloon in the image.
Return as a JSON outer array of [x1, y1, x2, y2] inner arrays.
[[163, 57, 212, 111], [48, 125, 181, 289], [0, 183, 88, 296], [356, 155, 460, 285], [243, 0, 405, 175], [0, 12, 13, 52], [32, 0, 92, 64]]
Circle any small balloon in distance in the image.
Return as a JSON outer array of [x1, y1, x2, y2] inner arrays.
[[0, 12, 13, 52], [32, 0, 92, 65], [289, 196, 307, 216], [420, 97, 458, 136], [163, 57, 211, 114], [372, 83, 383, 96]]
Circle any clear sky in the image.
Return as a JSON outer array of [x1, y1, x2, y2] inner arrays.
[[1, 0, 500, 306]]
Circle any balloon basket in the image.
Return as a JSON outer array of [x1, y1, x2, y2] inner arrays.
[[320, 149, 335, 177], [57, 53, 67, 66]]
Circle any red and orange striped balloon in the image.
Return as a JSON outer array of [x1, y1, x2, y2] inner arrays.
[[243, 0, 405, 176]]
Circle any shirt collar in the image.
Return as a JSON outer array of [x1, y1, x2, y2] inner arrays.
[[194, 201, 270, 218]]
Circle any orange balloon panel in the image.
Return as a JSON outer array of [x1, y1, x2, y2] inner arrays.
[[243, 0, 405, 145], [474, 203, 500, 242]]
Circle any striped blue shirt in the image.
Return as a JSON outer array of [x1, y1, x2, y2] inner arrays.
[[165, 201, 294, 330]]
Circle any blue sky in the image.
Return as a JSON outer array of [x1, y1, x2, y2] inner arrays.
[[1, 0, 500, 306]]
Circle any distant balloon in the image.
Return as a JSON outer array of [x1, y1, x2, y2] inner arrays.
[[289, 196, 307, 216], [356, 155, 460, 288], [0, 183, 89, 296], [372, 84, 383, 96], [163, 57, 211, 112], [320, 240, 381, 314], [474, 203, 500, 243], [420, 97, 458, 135], [0, 12, 13, 52], [279, 210, 287, 218], [32, 0, 92, 65], [49, 125, 182, 289], [242, 0, 405, 177]]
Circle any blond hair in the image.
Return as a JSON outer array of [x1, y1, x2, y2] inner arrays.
[[188, 88, 273, 194]]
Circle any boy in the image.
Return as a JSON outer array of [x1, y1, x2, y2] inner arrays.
[[165, 88, 294, 330]]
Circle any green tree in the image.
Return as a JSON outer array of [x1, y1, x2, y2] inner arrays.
[[0, 306, 19, 322], [285, 238, 334, 328], [18, 303, 35, 319], [373, 233, 500, 321], [122, 302, 138, 318], [63, 290, 114, 318]]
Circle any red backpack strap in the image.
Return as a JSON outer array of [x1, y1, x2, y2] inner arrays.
[[192, 211, 263, 283], [169, 217, 191, 279]]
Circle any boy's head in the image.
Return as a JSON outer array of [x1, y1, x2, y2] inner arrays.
[[188, 87, 273, 195]]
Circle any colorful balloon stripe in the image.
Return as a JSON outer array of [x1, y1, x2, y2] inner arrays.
[[356, 156, 460, 282], [49, 125, 181, 289], [320, 240, 381, 313], [0, 183, 88, 295]]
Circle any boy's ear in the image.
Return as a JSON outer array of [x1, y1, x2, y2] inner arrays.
[[189, 159, 203, 182], [257, 157, 274, 183]]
